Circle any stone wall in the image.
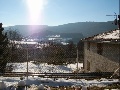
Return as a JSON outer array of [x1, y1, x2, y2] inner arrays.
[[84, 42, 119, 73]]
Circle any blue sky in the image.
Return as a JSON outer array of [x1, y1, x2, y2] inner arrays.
[[0, 0, 119, 26]]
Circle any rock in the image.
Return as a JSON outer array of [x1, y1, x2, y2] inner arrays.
[[46, 87, 51, 90], [18, 80, 26, 87], [38, 84, 45, 90], [0, 81, 7, 90], [81, 86, 88, 90]]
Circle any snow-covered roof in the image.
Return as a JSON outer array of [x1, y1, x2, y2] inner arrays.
[[93, 29, 119, 39], [83, 29, 120, 42]]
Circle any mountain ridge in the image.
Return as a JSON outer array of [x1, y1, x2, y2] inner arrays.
[[4, 21, 117, 41]]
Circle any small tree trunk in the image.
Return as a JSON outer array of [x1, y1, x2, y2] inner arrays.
[[0, 61, 7, 73]]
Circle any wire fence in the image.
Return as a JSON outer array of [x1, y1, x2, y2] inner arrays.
[[0, 41, 83, 74], [0, 40, 120, 90], [0, 40, 120, 78]]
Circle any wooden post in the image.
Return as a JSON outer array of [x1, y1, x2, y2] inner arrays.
[[118, 0, 120, 82], [118, 0, 119, 79], [77, 49, 79, 73], [27, 47, 28, 80]]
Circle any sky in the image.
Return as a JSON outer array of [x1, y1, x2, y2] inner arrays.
[[0, 0, 119, 26]]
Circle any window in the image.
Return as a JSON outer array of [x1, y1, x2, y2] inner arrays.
[[97, 43, 103, 55], [87, 60, 90, 71], [87, 42, 90, 50], [96, 68, 101, 72]]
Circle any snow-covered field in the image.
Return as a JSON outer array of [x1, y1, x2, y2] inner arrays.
[[9, 61, 83, 73], [0, 61, 119, 89]]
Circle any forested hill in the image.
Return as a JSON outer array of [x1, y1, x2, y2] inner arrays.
[[4, 21, 117, 38], [48, 21, 117, 37]]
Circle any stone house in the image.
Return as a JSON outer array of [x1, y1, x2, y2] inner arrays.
[[82, 29, 120, 74]]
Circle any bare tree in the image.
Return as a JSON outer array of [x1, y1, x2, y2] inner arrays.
[[6, 28, 23, 41]]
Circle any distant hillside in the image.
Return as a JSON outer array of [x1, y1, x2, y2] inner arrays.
[[4, 25, 48, 36], [4, 21, 117, 39], [48, 21, 117, 37]]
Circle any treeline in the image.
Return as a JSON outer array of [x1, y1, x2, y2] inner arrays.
[[9, 40, 84, 65]]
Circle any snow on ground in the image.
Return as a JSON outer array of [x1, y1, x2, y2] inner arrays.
[[0, 62, 119, 88], [9, 61, 82, 73]]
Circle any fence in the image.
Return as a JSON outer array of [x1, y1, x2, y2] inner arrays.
[[0, 40, 120, 89], [0, 40, 119, 77], [0, 41, 83, 74]]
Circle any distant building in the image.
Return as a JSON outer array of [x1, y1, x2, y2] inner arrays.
[[82, 29, 120, 75]]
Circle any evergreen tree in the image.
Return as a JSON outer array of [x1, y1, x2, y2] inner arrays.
[[0, 23, 8, 73]]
